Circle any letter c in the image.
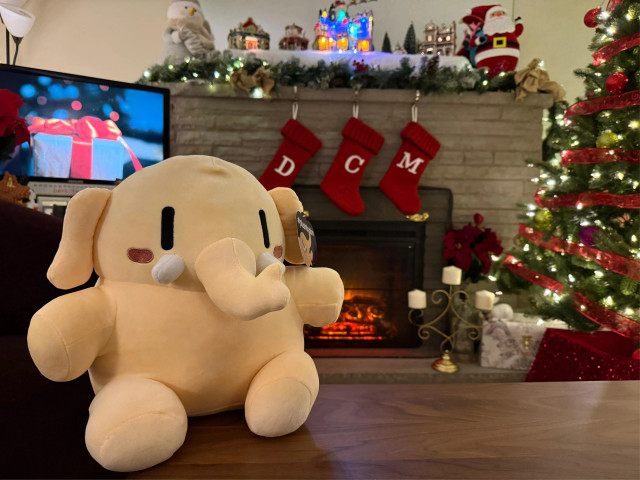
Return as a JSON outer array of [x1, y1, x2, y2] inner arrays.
[[344, 155, 365, 174]]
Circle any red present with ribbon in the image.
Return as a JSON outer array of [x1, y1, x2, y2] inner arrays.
[[527, 328, 640, 382], [29, 116, 142, 180]]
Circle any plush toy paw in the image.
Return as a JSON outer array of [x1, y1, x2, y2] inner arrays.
[[85, 377, 187, 472], [245, 351, 318, 437], [245, 377, 312, 437]]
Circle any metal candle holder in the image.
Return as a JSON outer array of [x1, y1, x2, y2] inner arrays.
[[408, 285, 487, 373]]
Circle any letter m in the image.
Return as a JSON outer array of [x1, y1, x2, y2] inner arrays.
[[396, 151, 425, 174]]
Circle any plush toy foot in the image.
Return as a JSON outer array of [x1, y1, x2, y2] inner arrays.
[[85, 377, 188, 472], [245, 351, 319, 437]]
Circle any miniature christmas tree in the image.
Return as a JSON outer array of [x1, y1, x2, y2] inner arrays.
[[495, 0, 640, 343], [381, 32, 392, 53], [403, 23, 417, 54]]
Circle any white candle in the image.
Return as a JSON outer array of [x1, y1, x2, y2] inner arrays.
[[442, 266, 462, 285], [408, 289, 427, 309], [475, 290, 495, 311]]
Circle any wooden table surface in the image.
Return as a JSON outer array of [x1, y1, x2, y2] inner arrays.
[[130, 381, 640, 479]]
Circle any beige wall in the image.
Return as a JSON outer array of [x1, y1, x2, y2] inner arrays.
[[3, 0, 593, 101]]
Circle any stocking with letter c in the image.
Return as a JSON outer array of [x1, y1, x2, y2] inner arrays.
[[379, 121, 440, 215], [259, 118, 322, 190], [320, 117, 384, 216]]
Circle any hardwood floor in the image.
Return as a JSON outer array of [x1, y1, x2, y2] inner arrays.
[[130, 381, 640, 479]]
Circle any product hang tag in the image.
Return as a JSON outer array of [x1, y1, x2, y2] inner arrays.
[[296, 211, 317, 267]]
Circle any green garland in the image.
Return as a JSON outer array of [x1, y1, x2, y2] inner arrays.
[[138, 50, 517, 94]]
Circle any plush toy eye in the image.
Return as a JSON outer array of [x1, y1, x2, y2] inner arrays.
[[161, 207, 175, 250], [258, 210, 270, 248]]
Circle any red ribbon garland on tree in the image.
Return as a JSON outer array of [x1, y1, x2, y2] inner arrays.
[[565, 90, 640, 118], [561, 149, 640, 166], [593, 32, 640, 65], [535, 189, 640, 209], [502, 256, 640, 342], [518, 224, 640, 282], [503, 255, 565, 292], [574, 293, 640, 343]]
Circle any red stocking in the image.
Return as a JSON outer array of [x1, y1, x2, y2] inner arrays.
[[320, 117, 384, 216], [379, 121, 440, 215], [259, 119, 322, 190]]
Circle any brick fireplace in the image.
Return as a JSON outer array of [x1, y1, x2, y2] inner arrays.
[[163, 84, 552, 356]]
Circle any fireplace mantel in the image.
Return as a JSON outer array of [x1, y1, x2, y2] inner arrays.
[[164, 83, 553, 246]]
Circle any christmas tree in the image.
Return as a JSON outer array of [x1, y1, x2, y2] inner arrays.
[[403, 23, 417, 54], [381, 32, 392, 53], [495, 0, 640, 343]]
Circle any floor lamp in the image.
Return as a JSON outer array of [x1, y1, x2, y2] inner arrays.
[[0, 2, 35, 65]]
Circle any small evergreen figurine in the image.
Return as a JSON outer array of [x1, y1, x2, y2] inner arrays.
[[403, 22, 417, 54]]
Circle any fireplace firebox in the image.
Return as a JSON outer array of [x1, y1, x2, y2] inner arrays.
[[304, 221, 425, 348]]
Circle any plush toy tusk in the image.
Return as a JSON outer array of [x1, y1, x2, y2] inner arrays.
[[152, 254, 185, 284], [256, 252, 282, 275]]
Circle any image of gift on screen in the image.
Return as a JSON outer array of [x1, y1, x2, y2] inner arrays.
[[28, 116, 142, 181]]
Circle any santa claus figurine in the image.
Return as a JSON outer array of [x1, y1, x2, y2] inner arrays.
[[457, 4, 523, 78]]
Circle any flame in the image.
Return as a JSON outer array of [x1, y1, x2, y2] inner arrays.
[[305, 290, 397, 341]]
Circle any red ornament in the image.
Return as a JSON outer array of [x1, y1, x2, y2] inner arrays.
[[605, 72, 629, 94], [584, 7, 600, 28]]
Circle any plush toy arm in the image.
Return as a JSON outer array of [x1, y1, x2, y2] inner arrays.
[[27, 287, 116, 382], [195, 237, 291, 321], [284, 266, 344, 327]]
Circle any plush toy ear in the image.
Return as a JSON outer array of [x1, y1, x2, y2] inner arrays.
[[268, 187, 304, 265], [47, 188, 112, 290]]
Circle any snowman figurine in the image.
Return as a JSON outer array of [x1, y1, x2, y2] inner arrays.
[[159, 0, 216, 63]]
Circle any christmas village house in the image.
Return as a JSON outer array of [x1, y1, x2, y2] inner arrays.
[[228, 17, 270, 50], [313, 1, 373, 52], [419, 21, 457, 56], [279, 24, 309, 50]]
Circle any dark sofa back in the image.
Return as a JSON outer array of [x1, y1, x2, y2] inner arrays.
[[0, 199, 96, 335]]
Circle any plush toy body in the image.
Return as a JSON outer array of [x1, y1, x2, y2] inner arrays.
[[27, 156, 344, 472], [159, 0, 216, 63]]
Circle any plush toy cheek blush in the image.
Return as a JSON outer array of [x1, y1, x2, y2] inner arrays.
[[273, 245, 283, 259], [127, 248, 154, 264]]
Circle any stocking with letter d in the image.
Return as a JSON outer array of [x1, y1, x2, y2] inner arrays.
[[259, 118, 322, 190], [379, 121, 440, 215], [320, 117, 384, 216]]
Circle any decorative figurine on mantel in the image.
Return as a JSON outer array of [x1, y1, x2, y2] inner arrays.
[[159, 0, 216, 63], [313, 0, 374, 52], [0, 171, 30, 205], [418, 21, 456, 56], [456, 4, 523, 78], [228, 17, 270, 50], [279, 24, 309, 50]]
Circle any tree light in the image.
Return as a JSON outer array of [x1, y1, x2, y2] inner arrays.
[[629, 120, 639, 129], [604, 296, 614, 307], [594, 270, 604, 278]]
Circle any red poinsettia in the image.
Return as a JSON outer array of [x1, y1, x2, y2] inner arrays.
[[443, 213, 503, 283], [0, 89, 30, 160]]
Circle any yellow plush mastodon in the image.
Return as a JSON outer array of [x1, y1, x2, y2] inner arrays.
[[27, 156, 344, 472]]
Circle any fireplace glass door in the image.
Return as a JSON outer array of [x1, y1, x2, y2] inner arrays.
[[304, 221, 425, 348]]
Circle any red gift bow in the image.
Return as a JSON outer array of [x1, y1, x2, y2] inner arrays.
[[29, 116, 142, 179]]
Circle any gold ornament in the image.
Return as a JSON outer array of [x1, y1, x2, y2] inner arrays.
[[533, 209, 553, 230], [596, 131, 619, 148], [513, 235, 525, 247]]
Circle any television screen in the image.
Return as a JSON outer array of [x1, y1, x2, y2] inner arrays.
[[0, 65, 170, 183]]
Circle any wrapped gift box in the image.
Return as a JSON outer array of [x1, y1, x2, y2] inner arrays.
[[32, 133, 129, 180], [527, 328, 640, 382], [480, 313, 567, 370], [29, 116, 140, 181]]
